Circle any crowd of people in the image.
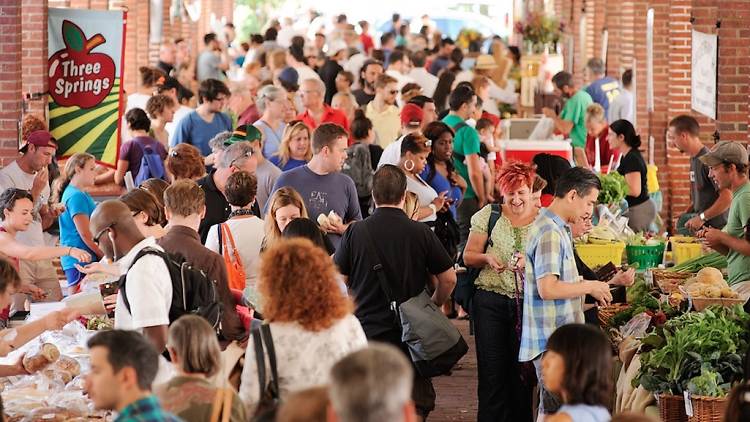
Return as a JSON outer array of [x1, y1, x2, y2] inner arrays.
[[3, 9, 750, 422]]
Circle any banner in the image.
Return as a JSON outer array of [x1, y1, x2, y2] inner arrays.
[[691, 29, 718, 120], [48, 8, 126, 167]]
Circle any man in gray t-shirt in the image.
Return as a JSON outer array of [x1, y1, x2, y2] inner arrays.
[[196, 33, 229, 82], [267, 123, 361, 249], [668, 116, 732, 234]]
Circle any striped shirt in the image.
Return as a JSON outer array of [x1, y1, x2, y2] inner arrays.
[[519, 208, 584, 362]]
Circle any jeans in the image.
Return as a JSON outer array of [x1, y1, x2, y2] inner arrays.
[[456, 197, 480, 252], [473, 289, 534, 422], [533, 355, 562, 416]]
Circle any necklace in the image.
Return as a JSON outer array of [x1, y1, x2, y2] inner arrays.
[[229, 209, 255, 219]]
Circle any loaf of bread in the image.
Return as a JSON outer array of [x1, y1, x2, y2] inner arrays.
[[22, 343, 60, 373]]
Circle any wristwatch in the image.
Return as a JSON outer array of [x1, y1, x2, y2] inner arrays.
[[699, 212, 706, 222], [428, 204, 437, 215]]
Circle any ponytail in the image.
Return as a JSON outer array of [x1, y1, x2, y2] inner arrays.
[[52, 153, 94, 204]]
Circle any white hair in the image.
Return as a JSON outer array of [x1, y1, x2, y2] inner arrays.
[[256, 85, 285, 113]]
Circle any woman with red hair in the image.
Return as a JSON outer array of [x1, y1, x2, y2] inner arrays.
[[462, 160, 538, 422]]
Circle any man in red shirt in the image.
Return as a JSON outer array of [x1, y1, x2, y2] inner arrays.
[[358, 20, 374, 55], [297, 78, 350, 139]]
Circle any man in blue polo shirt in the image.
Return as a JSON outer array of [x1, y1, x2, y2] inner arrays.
[[584, 58, 621, 117], [171, 79, 233, 156]]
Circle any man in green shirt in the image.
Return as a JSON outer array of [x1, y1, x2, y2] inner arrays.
[[542, 71, 593, 167], [442, 85, 486, 248], [698, 141, 750, 287]]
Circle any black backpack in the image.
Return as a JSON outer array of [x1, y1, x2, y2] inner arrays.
[[119, 247, 223, 332], [454, 204, 502, 314]]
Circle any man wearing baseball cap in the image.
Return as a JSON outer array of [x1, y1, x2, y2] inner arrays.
[[224, 124, 280, 212], [0, 130, 64, 310], [377, 103, 425, 168], [698, 141, 750, 290]]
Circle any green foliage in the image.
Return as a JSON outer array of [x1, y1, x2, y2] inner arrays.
[[634, 305, 750, 396], [236, 0, 283, 38], [597, 172, 628, 205]]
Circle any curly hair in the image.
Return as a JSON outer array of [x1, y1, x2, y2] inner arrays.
[[166, 144, 206, 181], [259, 238, 353, 331], [497, 160, 535, 195], [145, 94, 176, 119], [21, 115, 47, 142]]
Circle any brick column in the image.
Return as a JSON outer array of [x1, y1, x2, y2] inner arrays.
[[0, 1, 23, 166], [21, 0, 48, 119]]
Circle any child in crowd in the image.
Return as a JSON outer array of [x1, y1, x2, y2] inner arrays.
[[543, 323, 612, 422], [476, 117, 501, 202]]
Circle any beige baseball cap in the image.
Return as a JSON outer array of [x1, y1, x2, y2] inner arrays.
[[699, 141, 749, 167]]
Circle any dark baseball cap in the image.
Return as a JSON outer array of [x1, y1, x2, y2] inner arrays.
[[699, 141, 749, 167]]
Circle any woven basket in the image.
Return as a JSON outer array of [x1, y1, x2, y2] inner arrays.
[[687, 395, 727, 422], [658, 394, 688, 422], [691, 297, 746, 311], [598, 303, 630, 328]]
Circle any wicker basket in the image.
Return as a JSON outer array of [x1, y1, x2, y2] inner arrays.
[[687, 395, 727, 422], [598, 303, 630, 328], [658, 394, 688, 422], [691, 297, 746, 311]]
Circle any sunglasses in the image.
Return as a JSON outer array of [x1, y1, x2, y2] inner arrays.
[[389, 90, 399, 95]]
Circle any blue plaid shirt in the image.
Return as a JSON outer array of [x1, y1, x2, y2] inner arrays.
[[115, 396, 183, 422], [519, 208, 584, 362]]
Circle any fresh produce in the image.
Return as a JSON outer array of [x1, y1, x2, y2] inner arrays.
[[634, 305, 750, 396], [587, 225, 620, 244], [611, 278, 679, 328], [85, 315, 113, 331], [682, 267, 739, 299], [626, 233, 665, 246], [597, 172, 629, 205], [668, 251, 727, 272]]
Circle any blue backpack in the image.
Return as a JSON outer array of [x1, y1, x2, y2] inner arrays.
[[133, 141, 166, 186]]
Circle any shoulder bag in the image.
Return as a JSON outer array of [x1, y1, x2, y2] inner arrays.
[[361, 222, 468, 378]]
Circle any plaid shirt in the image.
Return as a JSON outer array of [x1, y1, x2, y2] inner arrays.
[[519, 208, 584, 362], [115, 396, 183, 422]]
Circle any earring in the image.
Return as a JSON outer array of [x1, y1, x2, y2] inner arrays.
[[404, 159, 415, 172]]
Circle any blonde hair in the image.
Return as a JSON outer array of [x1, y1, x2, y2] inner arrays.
[[403, 191, 419, 220], [273, 122, 312, 168], [585, 103, 606, 124], [264, 187, 309, 247], [52, 153, 95, 203], [167, 315, 221, 376]]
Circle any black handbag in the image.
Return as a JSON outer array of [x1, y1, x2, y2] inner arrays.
[[362, 222, 468, 378], [251, 324, 280, 422]]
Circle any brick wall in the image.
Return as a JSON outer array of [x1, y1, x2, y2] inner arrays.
[[3, 0, 234, 163], [551, 0, 750, 231], [0, 1, 23, 167]]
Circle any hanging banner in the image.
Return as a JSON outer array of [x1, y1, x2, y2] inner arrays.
[[691, 29, 718, 120], [48, 8, 126, 167]]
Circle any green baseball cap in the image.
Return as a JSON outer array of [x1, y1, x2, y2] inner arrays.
[[224, 124, 263, 146]]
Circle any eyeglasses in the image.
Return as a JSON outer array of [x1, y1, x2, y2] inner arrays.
[[93, 223, 115, 244], [229, 151, 253, 168], [389, 90, 399, 95]]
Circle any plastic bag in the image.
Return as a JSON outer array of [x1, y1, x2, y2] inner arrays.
[[620, 312, 652, 339]]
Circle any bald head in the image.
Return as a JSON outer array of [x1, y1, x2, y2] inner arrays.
[[90, 200, 144, 260]]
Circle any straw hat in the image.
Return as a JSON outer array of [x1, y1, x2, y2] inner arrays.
[[474, 54, 498, 70]]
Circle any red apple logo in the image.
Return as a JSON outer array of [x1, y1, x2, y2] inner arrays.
[[49, 20, 116, 109]]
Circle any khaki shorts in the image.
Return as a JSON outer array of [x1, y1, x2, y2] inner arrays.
[[12, 259, 63, 313]]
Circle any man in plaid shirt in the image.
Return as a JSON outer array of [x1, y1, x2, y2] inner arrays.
[[87, 330, 182, 422], [519, 167, 612, 417]]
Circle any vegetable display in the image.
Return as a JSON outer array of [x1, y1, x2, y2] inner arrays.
[[597, 172, 629, 205], [634, 305, 750, 397], [611, 278, 679, 328], [668, 251, 727, 273]]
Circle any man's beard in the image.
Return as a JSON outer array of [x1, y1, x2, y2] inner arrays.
[[365, 80, 375, 91]]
